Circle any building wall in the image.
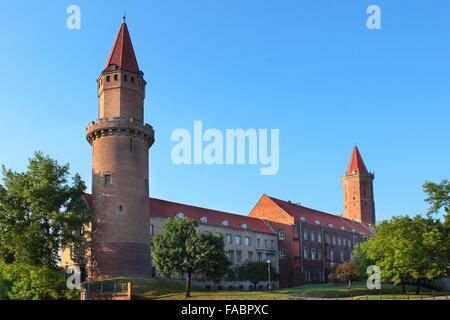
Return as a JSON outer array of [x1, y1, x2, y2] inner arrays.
[[149, 216, 279, 281]]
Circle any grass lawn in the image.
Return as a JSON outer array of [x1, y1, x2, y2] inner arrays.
[[89, 278, 447, 300], [275, 281, 446, 299], [89, 277, 291, 300]]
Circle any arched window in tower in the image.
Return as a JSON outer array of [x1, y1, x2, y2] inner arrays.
[[114, 74, 118, 81]]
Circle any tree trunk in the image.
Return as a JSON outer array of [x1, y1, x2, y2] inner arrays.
[[348, 279, 352, 290], [415, 279, 421, 294], [185, 272, 192, 298], [401, 282, 406, 294]]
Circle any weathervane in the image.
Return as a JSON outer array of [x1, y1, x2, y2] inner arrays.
[[123, 13, 126, 23]]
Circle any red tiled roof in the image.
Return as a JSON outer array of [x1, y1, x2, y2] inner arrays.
[[149, 198, 276, 235], [268, 196, 374, 237], [346, 146, 368, 176], [104, 22, 140, 73], [83, 193, 93, 208]]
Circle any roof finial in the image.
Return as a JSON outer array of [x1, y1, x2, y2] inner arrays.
[[122, 13, 126, 23]]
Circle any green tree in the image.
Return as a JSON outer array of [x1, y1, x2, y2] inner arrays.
[[0, 151, 90, 268], [236, 261, 278, 290], [0, 262, 76, 300], [334, 262, 357, 289], [423, 180, 450, 263], [151, 217, 230, 298], [357, 215, 448, 293]]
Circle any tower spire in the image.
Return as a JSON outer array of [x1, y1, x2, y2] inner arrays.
[[104, 21, 139, 73], [346, 146, 368, 176]]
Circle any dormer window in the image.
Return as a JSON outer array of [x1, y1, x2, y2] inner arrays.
[[222, 220, 229, 226], [241, 224, 248, 229], [200, 217, 208, 223], [340, 226, 345, 231], [300, 217, 306, 222], [176, 212, 185, 219], [328, 224, 333, 228], [315, 220, 320, 225]]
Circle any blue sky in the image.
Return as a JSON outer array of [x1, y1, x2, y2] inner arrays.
[[0, 1, 449, 221]]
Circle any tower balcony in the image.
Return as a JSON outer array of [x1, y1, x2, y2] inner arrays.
[[86, 117, 154, 147]]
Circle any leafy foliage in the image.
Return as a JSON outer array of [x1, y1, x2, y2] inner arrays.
[[236, 261, 279, 289], [356, 215, 448, 290], [0, 151, 90, 268], [151, 217, 230, 297], [0, 262, 77, 300], [334, 262, 357, 289]]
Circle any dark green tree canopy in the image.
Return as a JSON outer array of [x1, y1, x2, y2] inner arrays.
[[151, 217, 230, 297], [0, 151, 90, 268], [236, 261, 278, 288]]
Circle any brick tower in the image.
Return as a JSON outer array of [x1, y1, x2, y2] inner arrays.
[[86, 20, 155, 278], [341, 146, 375, 225]]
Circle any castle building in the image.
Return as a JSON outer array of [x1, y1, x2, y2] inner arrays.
[[61, 22, 376, 289]]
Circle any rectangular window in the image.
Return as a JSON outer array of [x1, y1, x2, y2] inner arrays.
[[228, 250, 234, 264], [303, 247, 309, 260], [318, 249, 323, 261], [303, 230, 308, 241], [257, 252, 262, 262], [271, 239, 274, 249], [114, 74, 118, 81], [338, 237, 342, 246], [104, 174, 112, 185], [225, 234, 232, 244], [332, 235, 336, 245], [248, 251, 253, 262], [235, 235, 242, 245], [311, 248, 316, 261], [310, 231, 315, 242], [124, 74, 128, 82], [236, 250, 242, 264], [106, 75, 110, 82], [244, 237, 251, 246], [318, 232, 322, 243], [257, 238, 261, 248], [149, 225, 155, 236], [279, 249, 286, 258], [340, 251, 344, 262], [264, 239, 268, 248], [278, 230, 285, 240]]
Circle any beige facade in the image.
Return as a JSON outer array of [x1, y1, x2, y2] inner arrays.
[[149, 215, 279, 289]]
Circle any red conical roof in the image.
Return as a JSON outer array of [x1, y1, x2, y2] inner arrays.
[[104, 22, 140, 73], [346, 146, 368, 175]]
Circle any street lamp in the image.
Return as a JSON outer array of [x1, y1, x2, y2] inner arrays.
[[267, 260, 271, 291], [330, 262, 335, 284]]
